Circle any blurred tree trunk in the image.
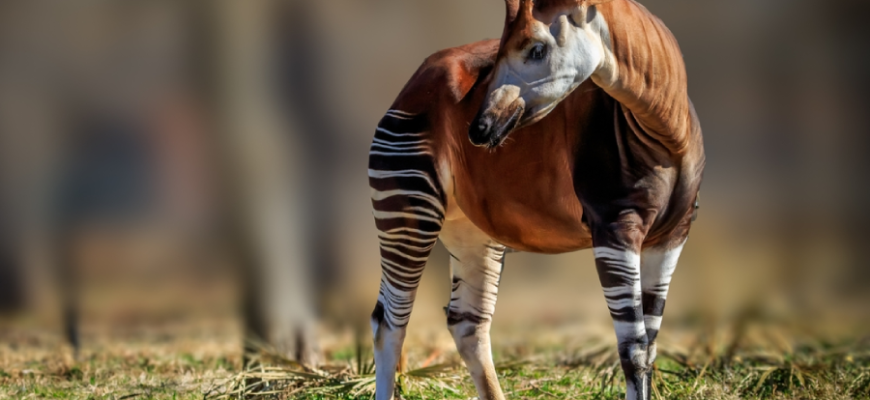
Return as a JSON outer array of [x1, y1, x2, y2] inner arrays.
[[204, 0, 319, 365]]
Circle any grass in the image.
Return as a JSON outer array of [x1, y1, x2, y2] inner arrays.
[[0, 317, 240, 400], [210, 317, 870, 400], [2, 317, 868, 400]]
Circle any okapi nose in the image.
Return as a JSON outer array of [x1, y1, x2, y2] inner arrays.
[[469, 113, 492, 146]]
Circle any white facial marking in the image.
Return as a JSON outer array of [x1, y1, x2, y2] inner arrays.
[[482, 5, 614, 129]]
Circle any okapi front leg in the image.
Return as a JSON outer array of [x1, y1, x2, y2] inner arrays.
[[440, 218, 506, 400], [639, 239, 686, 395], [592, 220, 650, 400], [369, 110, 445, 400]]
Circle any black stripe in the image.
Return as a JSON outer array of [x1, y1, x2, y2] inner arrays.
[[381, 247, 429, 264], [374, 217, 441, 234], [368, 157, 445, 204], [371, 197, 444, 220], [378, 113, 429, 135], [371, 301, 386, 326], [609, 306, 643, 322], [369, 174, 438, 194], [596, 266, 638, 288], [642, 292, 666, 316], [378, 236, 436, 249], [446, 309, 488, 326]]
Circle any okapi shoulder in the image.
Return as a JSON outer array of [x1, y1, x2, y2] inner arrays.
[[394, 40, 499, 109]]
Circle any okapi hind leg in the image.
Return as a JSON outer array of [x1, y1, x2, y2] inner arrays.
[[368, 109, 445, 400], [369, 219, 440, 400], [591, 217, 651, 400], [440, 217, 506, 400]]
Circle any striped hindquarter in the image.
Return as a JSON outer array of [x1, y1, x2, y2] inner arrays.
[[368, 110, 445, 400]]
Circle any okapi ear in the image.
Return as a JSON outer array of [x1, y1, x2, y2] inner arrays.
[[570, 4, 591, 27], [572, 0, 612, 26], [505, 0, 520, 24]]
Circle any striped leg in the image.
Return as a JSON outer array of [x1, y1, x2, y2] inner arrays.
[[639, 240, 686, 394], [592, 223, 650, 400], [368, 110, 444, 400], [440, 218, 505, 400]]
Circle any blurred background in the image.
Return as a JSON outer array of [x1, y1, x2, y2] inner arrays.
[[1, 0, 869, 365]]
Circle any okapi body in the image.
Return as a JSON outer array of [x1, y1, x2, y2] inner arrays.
[[368, 1, 704, 399]]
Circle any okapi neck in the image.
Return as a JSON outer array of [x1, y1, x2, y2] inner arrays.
[[594, 0, 694, 156]]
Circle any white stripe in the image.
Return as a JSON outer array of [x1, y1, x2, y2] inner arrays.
[[371, 189, 444, 213], [606, 296, 640, 310], [644, 315, 663, 331], [381, 255, 426, 273], [379, 238, 436, 252], [380, 245, 430, 262], [602, 269, 639, 281], [381, 277, 415, 300], [371, 142, 430, 152], [602, 286, 636, 297], [612, 320, 646, 340], [369, 150, 432, 157], [387, 109, 416, 116], [593, 247, 640, 265], [380, 261, 422, 280], [641, 241, 685, 293], [594, 247, 640, 281], [603, 262, 640, 275], [377, 232, 439, 244], [376, 127, 426, 138], [381, 258, 425, 277], [372, 137, 430, 146], [404, 205, 442, 219], [381, 258, 417, 279], [368, 169, 439, 192], [383, 226, 440, 237]]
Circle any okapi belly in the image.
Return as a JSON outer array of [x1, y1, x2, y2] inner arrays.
[[451, 161, 592, 254]]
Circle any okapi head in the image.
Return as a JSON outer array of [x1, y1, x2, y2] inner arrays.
[[469, 0, 614, 148]]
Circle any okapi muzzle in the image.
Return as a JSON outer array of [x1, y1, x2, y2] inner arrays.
[[469, 85, 525, 148]]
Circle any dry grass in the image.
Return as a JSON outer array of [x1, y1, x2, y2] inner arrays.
[[0, 317, 241, 400], [212, 321, 869, 400], [2, 314, 868, 400]]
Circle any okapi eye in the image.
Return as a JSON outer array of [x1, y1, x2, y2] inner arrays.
[[528, 44, 547, 61]]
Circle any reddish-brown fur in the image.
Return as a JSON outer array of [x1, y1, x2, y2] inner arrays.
[[387, 0, 703, 253]]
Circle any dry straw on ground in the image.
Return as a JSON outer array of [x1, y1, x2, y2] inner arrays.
[[2, 315, 868, 399]]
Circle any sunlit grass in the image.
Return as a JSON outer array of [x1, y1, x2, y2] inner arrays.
[[2, 316, 868, 399], [214, 320, 869, 400]]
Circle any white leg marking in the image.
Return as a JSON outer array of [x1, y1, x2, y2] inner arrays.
[[594, 247, 644, 339], [440, 217, 506, 400], [640, 241, 686, 332]]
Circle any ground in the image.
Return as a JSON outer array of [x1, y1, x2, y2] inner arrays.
[[1, 313, 868, 400]]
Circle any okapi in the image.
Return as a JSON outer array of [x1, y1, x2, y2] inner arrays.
[[367, 0, 704, 399]]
